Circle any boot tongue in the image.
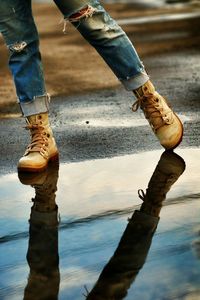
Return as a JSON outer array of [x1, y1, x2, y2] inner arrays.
[[134, 80, 155, 98], [26, 114, 47, 126], [27, 114, 38, 123], [143, 80, 155, 95]]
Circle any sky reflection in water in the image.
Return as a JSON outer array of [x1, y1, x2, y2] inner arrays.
[[0, 148, 200, 299]]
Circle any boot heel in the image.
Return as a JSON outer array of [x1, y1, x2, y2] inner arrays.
[[49, 152, 59, 162]]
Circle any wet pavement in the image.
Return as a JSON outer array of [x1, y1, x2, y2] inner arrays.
[[0, 47, 200, 174], [1, 36, 200, 300], [1, 148, 200, 299], [1, 1, 200, 299], [1, 74, 200, 298]]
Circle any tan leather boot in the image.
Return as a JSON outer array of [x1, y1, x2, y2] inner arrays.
[[132, 80, 183, 150], [18, 113, 59, 172]]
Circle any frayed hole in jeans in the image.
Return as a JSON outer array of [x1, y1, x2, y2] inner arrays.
[[9, 41, 27, 52], [62, 5, 97, 33]]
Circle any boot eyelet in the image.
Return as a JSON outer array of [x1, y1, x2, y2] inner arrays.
[[47, 133, 50, 138]]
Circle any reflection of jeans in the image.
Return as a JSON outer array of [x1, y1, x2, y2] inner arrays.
[[0, 0, 149, 116], [24, 211, 60, 300]]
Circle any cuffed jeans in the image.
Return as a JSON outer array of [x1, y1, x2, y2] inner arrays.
[[0, 0, 149, 117]]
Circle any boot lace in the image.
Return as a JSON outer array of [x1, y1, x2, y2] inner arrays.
[[24, 124, 49, 159], [138, 172, 177, 205], [132, 93, 173, 132]]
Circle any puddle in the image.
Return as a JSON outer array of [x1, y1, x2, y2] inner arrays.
[[0, 148, 200, 299]]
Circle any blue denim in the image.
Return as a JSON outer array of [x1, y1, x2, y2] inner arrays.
[[0, 0, 149, 117]]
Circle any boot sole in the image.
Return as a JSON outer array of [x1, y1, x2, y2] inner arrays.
[[17, 152, 59, 173]]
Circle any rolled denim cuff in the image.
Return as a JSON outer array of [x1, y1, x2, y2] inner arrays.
[[19, 94, 50, 117], [120, 71, 150, 91]]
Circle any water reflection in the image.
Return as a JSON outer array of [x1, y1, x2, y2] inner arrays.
[[18, 162, 60, 300], [16, 151, 189, 299], [86, 151, 185, 299]]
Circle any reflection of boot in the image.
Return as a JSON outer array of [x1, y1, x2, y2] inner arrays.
[[86, 151, 185, 300], [18, 161, 59, 213], [132, 81, 183, 150], [139, 151, 185, 217], [86, 211, 159, 300], [18, 112, 59, 172], [19, 162, 60, 300]]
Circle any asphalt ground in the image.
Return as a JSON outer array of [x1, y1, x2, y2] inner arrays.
[[0, 46, 200, 175]]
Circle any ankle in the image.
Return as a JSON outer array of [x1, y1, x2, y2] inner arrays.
[[140, 202, 162, 217], [133, 80, 155, 98], [26, 112, 49, 125]]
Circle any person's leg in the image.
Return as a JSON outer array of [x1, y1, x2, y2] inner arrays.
[[54, 0, 183, 149], [54, 0, 149, 90], [0, 0, 58, 172]]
